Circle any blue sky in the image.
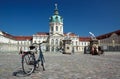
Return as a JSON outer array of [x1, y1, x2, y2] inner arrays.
[[0, 0, 120, 37]]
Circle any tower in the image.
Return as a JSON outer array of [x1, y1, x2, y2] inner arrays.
[[49, 3, 63, 35], [48, 4, 64, 52]]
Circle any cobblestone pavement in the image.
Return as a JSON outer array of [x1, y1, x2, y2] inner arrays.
[[0, 52, 120, 79]]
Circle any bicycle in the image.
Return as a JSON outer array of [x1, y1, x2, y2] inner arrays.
[[19, 42, 46, 75]]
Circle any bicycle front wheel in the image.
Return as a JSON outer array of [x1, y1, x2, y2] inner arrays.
[[22, 53, 35, 75]]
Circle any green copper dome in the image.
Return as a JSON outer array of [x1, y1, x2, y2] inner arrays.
[[49, 15, 63, 23], [49, 4, 63, 23]]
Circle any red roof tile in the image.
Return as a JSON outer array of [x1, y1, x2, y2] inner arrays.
[[97, 30, 120, 40], [2, 31, 14, 39], [79, 37, 90, 41], [64, 33, 77, 36], [14, 36, 32, 41], [2, 31, 32, 41], [35, 32, 49, 35]]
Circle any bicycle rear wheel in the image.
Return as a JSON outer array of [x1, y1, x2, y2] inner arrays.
[[22, 53, 35, 75]]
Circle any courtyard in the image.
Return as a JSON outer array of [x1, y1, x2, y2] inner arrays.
[[0, 52, 120, 79]]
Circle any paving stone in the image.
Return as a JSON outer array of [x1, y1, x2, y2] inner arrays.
[[0, 52, 120, 79]]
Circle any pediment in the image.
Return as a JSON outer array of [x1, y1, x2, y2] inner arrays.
[[50, 33, 64, 37], [110, 33, 118, 38]]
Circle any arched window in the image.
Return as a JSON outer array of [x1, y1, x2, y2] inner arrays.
[[21, 41, 22, 45], [60, 26, 62, 31], [56, 26, 58, 31], [51, 39, 54, 45], [56, 39, 58, 45], [52, 46, 54, 51], [34, 41, 36, 43], [76, 41, 77, 45], [17, 42, 19, 45], [51, 26, 53, 31]]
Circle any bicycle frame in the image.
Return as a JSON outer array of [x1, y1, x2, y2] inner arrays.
[[19, 42, 46, 75]]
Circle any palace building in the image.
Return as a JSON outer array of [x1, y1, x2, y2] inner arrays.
[[97, 30, 120, 51], [0, 4, 120, 52], [0, 4, 89, 52]]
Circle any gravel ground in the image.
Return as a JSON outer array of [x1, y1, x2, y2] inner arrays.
[[0, 52, 120, 79]]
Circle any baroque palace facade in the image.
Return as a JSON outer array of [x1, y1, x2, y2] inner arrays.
[[0, 4, 120, 52]]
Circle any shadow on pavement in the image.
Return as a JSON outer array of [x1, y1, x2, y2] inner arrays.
[[12, 70, 27, 77]]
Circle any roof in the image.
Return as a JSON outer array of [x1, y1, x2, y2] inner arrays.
[[49, 15, 63, 23], [35, 32, 49, 36], [97, 30, 120, 40], [2, 31, 14, 39], [14, 36, 32, 41], [79, 37, 90, 42], [49, 4, 63, 23], [1, 31, 32, 41], [64, 33, 77, 37]]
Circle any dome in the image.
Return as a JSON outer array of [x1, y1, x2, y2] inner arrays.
[[49, 3, 63, 23], [49, 15, 63, 23]]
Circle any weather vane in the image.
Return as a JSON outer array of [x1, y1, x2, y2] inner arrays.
[[55, 3, 58, 9]]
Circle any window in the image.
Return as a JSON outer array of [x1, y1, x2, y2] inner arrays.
[[51, 39, 54, 45], [76, 41, 77, 45], [60, 26, 62, 31], [67, 47, 69, 49], [34, 41, 36, 43], [17, 42, 19, 45], [82, 42, 83, 46], [51, 26, 53, 31], [85, 42, 86, 46], [52, 46, 54, 51], [56, 26, 58, 31], [56, 39, 58, 45]]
